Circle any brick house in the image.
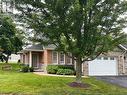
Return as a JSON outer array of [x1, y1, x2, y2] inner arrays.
[[19, 44, 127, 76], [19, 44, 73, 72]]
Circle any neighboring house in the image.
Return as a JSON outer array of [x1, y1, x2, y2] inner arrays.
[[19, 44, 127, 76], [8, 54, 20, 63]]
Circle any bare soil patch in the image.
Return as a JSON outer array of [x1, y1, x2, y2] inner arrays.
[[68, 82, 90, 88]]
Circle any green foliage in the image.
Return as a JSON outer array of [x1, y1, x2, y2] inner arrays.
[[47, 65, 75, 74], [15, 0, 127, 60], [20, 65, 34, 72], [47, 65, 58, 74], [56, 69, 75, 75], [0, 14, 23, 63], [21, 66, 29, 72], [0, 63, 21, 71], [15, 0, 127, 82], [0, 68, 127, 95], [57, 65, 75, 70], [29, 67, 34, 72]]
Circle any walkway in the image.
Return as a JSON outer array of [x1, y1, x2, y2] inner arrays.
[[33, 72, 88, 78]]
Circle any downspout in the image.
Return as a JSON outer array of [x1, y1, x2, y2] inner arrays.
[[122, 51, 126, 74]]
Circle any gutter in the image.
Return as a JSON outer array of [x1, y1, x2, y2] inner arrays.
[[119, 44, 127, 51], [122, 51, 126, 74], [24, 49, 44, 52]]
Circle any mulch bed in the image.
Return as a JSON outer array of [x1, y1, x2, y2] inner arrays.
[[68, 82, 90, 88]]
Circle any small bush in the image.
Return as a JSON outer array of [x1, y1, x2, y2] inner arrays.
[[47, 65, 58, 74], [47, 65, 75, 74], [29, 67, 34, 72], [57, 65, 74, 70], [21, 66, 29, 72], [56, 69, 75, 75]]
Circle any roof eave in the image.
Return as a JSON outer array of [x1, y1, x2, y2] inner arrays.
[[119, 44, 127, 51], [22, 49, 44, 52]]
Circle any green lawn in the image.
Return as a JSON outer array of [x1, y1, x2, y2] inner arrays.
[[0, 63, 127, 95]]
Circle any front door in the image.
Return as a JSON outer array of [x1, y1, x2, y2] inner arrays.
[[32, 54, 39, 68]]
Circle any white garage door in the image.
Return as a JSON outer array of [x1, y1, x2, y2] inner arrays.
[[88, 57, 118, 76]]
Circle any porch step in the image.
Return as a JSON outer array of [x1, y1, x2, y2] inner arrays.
[[34, 69, 44, 72]]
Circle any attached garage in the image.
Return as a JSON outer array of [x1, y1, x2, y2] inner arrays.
[[88, 56, 118, 76]]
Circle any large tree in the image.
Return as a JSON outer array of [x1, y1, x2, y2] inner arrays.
[[15, 0, 127, 83], [0, 14, 23, 63], [0, 0, 14, 13]]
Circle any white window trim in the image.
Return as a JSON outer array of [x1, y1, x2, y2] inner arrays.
[[59, 52, 65, 64], [66, 53, 72, 64], [67, 57, 72, 65], [52, 51, 58, 64], [57, 52, 59, 64], [64, 54, 65, 64]]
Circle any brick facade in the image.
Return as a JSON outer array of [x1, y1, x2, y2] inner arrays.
[[43, 50, 52, 64], [20, 48, 127, 76]]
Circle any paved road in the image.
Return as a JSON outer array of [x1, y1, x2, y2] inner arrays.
[[96, 76, 127, 88]]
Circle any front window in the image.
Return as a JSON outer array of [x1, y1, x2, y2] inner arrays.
[[66, 53, 72, 64], [60, 52, 64, 64], [52, 51, 57, 64]]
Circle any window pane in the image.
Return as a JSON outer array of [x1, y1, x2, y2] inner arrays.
[[110, 57, 115, 60], [52, 51, 57, 63], [103, 57, 108, 60], [60, 53, 64, 64], [66, 53, 71, 64]]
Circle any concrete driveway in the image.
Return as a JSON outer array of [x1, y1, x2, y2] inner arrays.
[[96, 76, 127, 88]]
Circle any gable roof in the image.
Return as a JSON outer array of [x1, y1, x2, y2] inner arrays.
[[43, 44, 56, 50], [19, 44, 127, 53], [25, 44, 43, 50], [20, 44, 44, 52], [19, 44, 56, 53]]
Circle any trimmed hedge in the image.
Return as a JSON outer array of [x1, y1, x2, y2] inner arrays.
[[57, 65, 74, 70], [47, 65, 58, 74], [47, 65, 75, 75], [56, 69, 75, 75]]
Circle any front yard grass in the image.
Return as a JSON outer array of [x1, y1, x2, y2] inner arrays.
[[0, 63, 127, 95]]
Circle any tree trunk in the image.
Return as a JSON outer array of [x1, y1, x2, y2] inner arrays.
[[5, 55, 9, 63], [75, 57, 82, 83]]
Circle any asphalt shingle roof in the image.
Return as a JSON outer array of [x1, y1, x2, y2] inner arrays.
[[43, 44, 56, 49], [25, 44, 43, 50], [20, 44, 56, 52]]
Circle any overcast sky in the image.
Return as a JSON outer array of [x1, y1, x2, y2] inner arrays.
[[123, 28, 127, 33], [3, 1, 127, 34]]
